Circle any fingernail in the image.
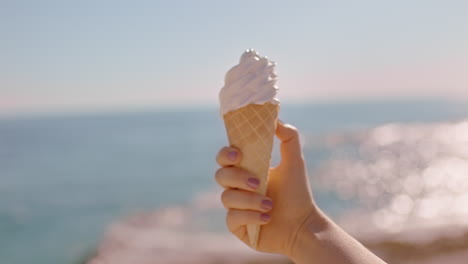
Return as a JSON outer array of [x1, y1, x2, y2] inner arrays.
[[261, 213, 271, 222], [227, 151, 238, 161], [261, 200, 273, 210], [247, 178, 260, 189]]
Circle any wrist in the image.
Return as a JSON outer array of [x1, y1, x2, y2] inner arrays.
[[287, 207, 330, 261]]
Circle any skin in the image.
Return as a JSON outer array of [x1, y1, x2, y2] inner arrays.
[[215, 121, 387, 264]]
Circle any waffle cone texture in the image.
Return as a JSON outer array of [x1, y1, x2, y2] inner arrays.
[[223, 102, 279, 249]]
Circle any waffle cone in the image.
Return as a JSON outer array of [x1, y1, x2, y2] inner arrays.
[[223, 102, 279, 249]]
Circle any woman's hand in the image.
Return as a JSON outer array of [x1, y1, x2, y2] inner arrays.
[[215, 121, 318, 256]]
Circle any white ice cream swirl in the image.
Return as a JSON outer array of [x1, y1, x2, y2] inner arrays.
[[219, 49, 279, 116]]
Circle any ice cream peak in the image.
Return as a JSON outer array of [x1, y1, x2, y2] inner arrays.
[[219, 49, 279, 116]]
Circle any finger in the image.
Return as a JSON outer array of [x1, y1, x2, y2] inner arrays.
[[275, 121, 304, 164], [215, 167, 260, 191], [221, 189, 273, 212], [226, 209, 271, 233], [216, 146, 242, 166]]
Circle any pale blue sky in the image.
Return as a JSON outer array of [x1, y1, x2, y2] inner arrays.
[[1, 0, 467, 113]]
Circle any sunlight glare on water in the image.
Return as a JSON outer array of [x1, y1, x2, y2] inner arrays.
[[315, 119, 468, 235]]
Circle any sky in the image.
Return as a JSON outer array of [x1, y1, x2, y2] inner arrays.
[[1, 0, 467, 114]]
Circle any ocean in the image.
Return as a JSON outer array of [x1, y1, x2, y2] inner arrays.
[[1, 100, 468, 264]]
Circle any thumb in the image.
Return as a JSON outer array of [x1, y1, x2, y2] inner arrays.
[[275, 121, 304, 164]]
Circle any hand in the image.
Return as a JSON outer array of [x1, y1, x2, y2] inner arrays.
[[215, 121, 318, 256]]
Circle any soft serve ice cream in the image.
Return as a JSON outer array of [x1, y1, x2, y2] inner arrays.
[[219, 49, 279, 116], [219, 49, 280, 249]]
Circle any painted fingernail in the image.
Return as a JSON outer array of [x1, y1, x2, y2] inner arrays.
[[261, 200, 273, 211], [247, 178, 260, 189], [227, 151, 238, 161], [261, 213, 271, 222]]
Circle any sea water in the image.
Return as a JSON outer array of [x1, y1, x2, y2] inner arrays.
[[1, 100, 467, 264]]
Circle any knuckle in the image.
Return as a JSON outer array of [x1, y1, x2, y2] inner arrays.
[[288, 126, 299, 138], [226, 209, 235, 219], [245, 192, 258, 205], [225, 211, 231, 225], [226, 210, 236, 231], [283, 123, 299, 135], [215, 167, 234, 183], [279, 126, 300, 144], [226, 209, 237, 224], [221, 189, 232, 205], [214, 168, 223, 181]]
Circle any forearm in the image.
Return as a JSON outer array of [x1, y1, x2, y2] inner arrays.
[[289, 211, 387, 264]]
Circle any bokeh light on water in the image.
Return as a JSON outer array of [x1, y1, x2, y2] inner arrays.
[[314, 119, 468, 238]]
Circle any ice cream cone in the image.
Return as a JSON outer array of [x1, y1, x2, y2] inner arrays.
[[223, 102, 279, 249]]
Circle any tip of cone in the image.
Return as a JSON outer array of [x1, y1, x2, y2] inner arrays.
[[247, 224, 260, 249]]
